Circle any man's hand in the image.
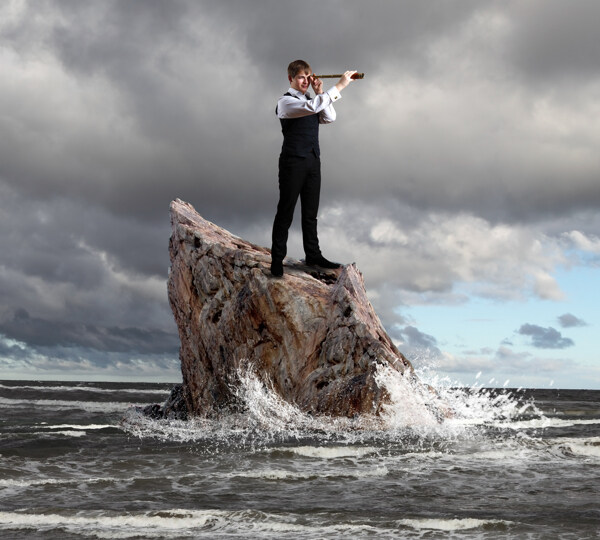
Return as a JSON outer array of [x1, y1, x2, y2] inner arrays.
[[335, 71, 357, 92], [310, 75, 323, 95]]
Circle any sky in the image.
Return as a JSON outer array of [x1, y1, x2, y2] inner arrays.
[[1, 0, 599, 388]]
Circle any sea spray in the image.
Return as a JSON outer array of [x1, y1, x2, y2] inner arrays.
[[411, 350, 543, 425], [373, 365, 446, 429], [123, 360, 546, 449]]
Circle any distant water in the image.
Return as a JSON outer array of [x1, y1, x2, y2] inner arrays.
[[1, 370, 599, 539]]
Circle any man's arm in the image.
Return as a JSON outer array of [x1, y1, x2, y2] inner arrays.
[[312, 76, 337, 124], [277, 88, 341, 122], [277, 71, 357, 123], [333, 71, 356, 93]]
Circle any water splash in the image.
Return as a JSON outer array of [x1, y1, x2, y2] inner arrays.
[[122, 361, 545, 448]]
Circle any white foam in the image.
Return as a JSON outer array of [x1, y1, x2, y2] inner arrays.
[[0, 509, 224, 536], [0, 383, 170, 395], [0, 397, 140, 414], [494, 417, 600, 430], [123, 362, 592, 455], [284, 445, 379, 459], [228, 465, 388, 481], [397, 517, 512, 531], [122, 368, 387, 444], [547, 437, 600, 459], [374, 366, 443, 429], [0, 509, 396, 538], [232, 366, 319, 431], [39, 424, 115, 430], [19, 424, 117, 439], [235, 468, 305, 480], [49, 430, 87, 437], [0, 476, 113, 490], [0, 478, 64, 489], [373, 365, 547, 438], [3, 508, 515, 538], [119, 365, 514, 446]]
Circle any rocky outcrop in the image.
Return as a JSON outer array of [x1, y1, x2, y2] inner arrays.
[[161, 199, 414, 419]]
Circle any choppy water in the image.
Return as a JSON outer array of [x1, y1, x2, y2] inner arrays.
[[1, 370, 599, 539]]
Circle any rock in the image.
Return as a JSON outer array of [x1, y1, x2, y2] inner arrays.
[[142, 384, 188, 420], [164, 198, 415, 419]]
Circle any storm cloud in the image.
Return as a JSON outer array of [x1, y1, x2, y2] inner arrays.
[[1, 0, 599, 383]]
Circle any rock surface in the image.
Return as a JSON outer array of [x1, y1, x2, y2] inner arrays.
[[162, 198, 414, 418]]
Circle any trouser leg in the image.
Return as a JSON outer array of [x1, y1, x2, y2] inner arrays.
[[271, 155, 305, 262], [300, 153, 322, 259]]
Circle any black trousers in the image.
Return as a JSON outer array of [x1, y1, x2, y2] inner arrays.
[[271, 152, 322, 262]]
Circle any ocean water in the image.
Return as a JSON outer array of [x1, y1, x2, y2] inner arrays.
[[1, 369, 599, 539]]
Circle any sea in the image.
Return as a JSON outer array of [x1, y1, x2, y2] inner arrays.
[[1, 368, 599, 539]]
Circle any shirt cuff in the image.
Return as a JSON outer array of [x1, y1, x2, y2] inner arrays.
[[326, 86, 342, 102]]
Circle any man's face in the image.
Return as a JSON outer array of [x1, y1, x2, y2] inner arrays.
[[289, 70, 312, 94]]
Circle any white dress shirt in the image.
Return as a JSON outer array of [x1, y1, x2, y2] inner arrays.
[[276, 86, 341, 124]]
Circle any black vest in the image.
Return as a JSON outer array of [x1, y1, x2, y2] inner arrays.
[[277, 93, 320, 157]]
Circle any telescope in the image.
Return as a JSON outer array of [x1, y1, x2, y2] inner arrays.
[[313, 72, 364, 80]]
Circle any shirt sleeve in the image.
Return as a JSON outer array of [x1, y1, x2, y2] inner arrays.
[[277, 86, 341, 124]]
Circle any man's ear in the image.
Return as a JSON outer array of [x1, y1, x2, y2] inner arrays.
[[288, 75, 293, 83]]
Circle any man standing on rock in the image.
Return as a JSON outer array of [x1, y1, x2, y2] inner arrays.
[[270, 60, 356, 277]]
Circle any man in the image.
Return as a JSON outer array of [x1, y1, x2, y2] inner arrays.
[[270, 60, 356, 277]]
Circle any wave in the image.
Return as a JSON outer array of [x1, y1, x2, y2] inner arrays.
[[0, 397, 138, 414], [0, 383, 170, 395], [42, 430, 88, 438], [545, 436, 600, 459], [0, 423, 119, 442], [397, 517, 514, 532], [225, 464, 389, 482], [490, 417, 600, 430], [29, 424, 118, 439], [0, 509, 516, 538], [37, 423, 116, 430], [0, 476, 114, 490], [281, 445, 379, 459]]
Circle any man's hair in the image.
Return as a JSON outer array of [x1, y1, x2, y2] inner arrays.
[[287, 60, 311, 78]]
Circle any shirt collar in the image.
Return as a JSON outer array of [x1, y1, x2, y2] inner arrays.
[[287, 87, 311, 100]]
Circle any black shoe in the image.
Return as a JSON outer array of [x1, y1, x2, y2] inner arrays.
[[305, 256, 341, 269], [270, 259, 283, 277]]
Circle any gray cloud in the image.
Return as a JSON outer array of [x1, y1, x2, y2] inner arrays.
[[517, 324, 574, 350], [4, 0, 599, 228], [389, 326, 443, 365], [0, 337, 180, 381], [557, 313, 587, 328], [1, 1, 599, 380], [507, 1, 600, 85], [0, 309, 178, 354], [398, 326, 440, 351]]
